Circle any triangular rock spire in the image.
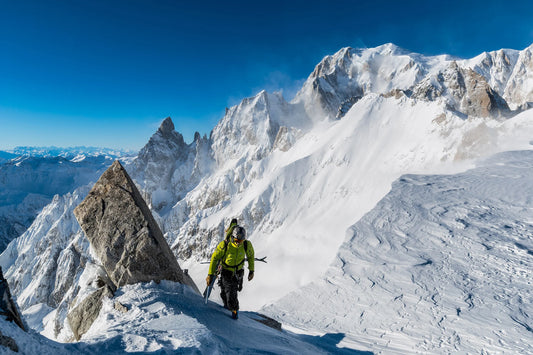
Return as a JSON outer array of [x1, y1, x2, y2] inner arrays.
[[74, 160, 198, 292]]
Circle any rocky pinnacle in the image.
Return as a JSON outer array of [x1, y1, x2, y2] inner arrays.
[[74, 160, 199, 293]]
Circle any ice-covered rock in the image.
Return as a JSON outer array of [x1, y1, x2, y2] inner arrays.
[[210, 90, 310, 165], [293, 44, 438, 120], [503, 44, 533, 109], [293, 43, 533, 121]]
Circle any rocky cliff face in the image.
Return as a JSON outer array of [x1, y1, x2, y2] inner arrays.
[[503, 44, 533, 109], [0, 267, 25, 331], [466, 48, 520, 98], [412, 61, 510, 118], [0, 266, 24, 352], [210, 90, 311, 165]]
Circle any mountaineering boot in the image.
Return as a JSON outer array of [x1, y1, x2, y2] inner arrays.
[[231, 310, 238, 320]]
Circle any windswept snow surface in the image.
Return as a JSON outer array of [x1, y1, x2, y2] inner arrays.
[[265, 150, 533, 354], [0, 282, 372, 354], [78, 281, 372, 354]]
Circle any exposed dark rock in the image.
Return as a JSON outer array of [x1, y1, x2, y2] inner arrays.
[[412, 62, 511, 118], [382, 89, 407, 100], [49, 245, 81, 307], [336, 96, 362, 119], [0, 330, 18, 352], [67, 286, 114, 341], [114, 301, 128, 313], [0, 267, 25, 331], [253, 313, 282, 331], [74, 160, 198, 292]]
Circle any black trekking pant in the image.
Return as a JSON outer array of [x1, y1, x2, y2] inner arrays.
[[219, 268, 244, 311]]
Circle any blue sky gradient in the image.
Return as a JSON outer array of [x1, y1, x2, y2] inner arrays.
[[1, 0, 532, 150]]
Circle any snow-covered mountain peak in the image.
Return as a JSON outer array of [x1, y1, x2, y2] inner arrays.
[[412, 60, 511, 118], [145, 117, 187, 154], [503, 44, 533, 109], [128, 117, 213, 214], [156, 116, 183, 142], [294, 43, 432, 120], [461, 44, 533, 110], [294, 42, 533, 121], [359, 42, 413, 57], [210, 90, 310, 166], [1, 146, 135, 159]]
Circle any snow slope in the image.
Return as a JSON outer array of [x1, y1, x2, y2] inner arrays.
[[1, 281, 372, 354], [187, 94, 533, 310], [265, 149, 533, 354]]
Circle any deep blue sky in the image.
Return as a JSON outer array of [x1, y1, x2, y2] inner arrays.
[[1, 0, 532, 150]]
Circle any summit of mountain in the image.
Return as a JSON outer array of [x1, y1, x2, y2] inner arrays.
[[293, 43, 532, 120], [129, 117, 213, 214]]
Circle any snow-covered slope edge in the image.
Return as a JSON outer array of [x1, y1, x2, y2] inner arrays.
[[265, 149, 533, 354], [1, 281, 372, 354]]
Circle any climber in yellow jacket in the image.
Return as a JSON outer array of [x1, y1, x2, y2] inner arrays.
[[206, 225, 254, 319]]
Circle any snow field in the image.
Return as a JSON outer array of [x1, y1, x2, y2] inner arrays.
[[265, 150, 533, 354]]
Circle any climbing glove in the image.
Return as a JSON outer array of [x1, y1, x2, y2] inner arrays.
[[206, 275, 213, 286], [248, 271, 254, 281]]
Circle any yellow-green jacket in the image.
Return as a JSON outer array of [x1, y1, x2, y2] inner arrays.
[[208, 239, 254, 275]]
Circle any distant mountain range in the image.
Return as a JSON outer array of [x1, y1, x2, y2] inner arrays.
[[0, 146, 136, 160], [0, 147, 137, 250], [1, 43, 532, 353]]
